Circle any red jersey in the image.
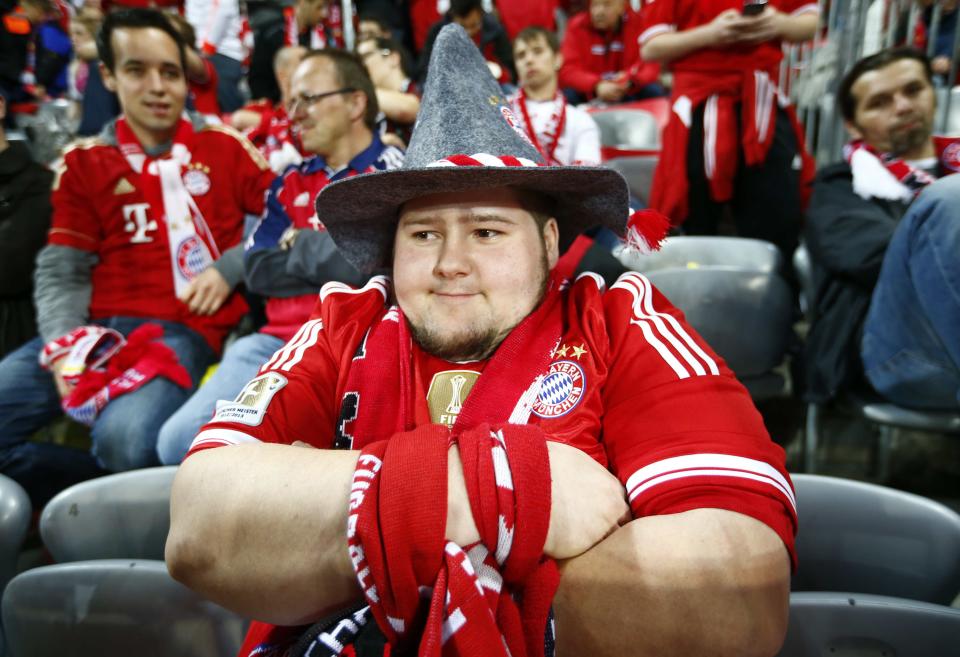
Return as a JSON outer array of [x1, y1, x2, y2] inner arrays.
[[494, 0, 558, 40], [559, 9, 659, 98], [49, 122, 274, 352], [189, 58, 221, 117]]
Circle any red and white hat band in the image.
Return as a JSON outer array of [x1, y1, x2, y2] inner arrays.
[[426, 153, 540, 168]]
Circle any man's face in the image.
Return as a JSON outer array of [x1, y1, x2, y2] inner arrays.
[[358, 19, 388, 43], [514, 35, 560, 91], [357, 40, 395, 87], [393, 187, 560, 362], [101, 27, 187, 140], [289, 57, 357, 156], [299, 0, 328, 28], [847, 58, 936, 156], [453, 9, 483, 39], [589, 0, 625, 31]]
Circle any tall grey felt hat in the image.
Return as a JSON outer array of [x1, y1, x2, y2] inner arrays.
[[315, 23, 630, 275]]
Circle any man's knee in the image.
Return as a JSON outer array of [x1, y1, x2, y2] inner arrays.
[[91, 413, 162, 472], [156, 410, 197, 465]]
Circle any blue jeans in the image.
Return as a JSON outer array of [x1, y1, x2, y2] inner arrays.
[[157, 331, 284, 464], [861, 175, 960, 409], [209, 53, 246, 114], [0, 317, 213, 507]]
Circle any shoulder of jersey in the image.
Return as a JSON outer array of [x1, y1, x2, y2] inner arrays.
[[59, 136, 110, 161], [200, 123, 270, 170], [316, 276, 393, 329]]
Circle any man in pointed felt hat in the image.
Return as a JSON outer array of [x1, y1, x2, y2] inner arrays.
[[167, 24, 797, 657]]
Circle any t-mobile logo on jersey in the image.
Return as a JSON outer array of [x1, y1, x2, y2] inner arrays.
[[122, 203, 158, 243]]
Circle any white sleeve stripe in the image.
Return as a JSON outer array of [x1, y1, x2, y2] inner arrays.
[[190, 428, 262, 451], [639, 23, 675, 45], [319, 275, 390, 302], [575, 271, 606, 292], [261, 319, 319, 372], [614, 273, 720, 377], [280, 319, 324, 371], [790, 3, 819, 16], [634, 317, 691, 378], [625, 453, 796, 511]]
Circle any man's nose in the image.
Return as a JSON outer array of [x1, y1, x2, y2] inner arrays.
[[146, 69, 165, 93], [893, 92, 914, 114], [433, 235, 471, 278]]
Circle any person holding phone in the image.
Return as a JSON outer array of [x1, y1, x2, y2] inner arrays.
[[640, 0, 819, 258]]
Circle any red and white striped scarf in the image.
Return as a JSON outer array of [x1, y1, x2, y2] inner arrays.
[[843, 136, 960, 202]]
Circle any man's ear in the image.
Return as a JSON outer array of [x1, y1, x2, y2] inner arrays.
[[843, 119, 863, 141], [348, 90, 367, 123], [554, 52, 563, 71], [100, 62, 117, 92], [543, 217, 560, 269]]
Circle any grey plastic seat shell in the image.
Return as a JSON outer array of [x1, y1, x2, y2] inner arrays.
[[791, 474, 960, 605], [640, 265, 793, 400], [1, 559, 245, 657], [621, 235, 784, 275], [602, 156, 659, 205], [0, 475, 31, 593], [776, 592, 960, 657], [589, 108, 661, 150], [40, 466, 177, 562]]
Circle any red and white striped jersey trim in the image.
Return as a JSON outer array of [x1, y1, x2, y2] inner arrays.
[[319, 275, 390, 303], [639, 23, 675, 45], [791, 3, 820, 16], [190, 427, 261, 452], [626, 453, 797, 513], [611, 272, 720, 379], [260, 319, 324, 374], [426, 153, 540, 168]]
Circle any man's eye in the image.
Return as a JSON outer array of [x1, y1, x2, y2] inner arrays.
[[475, 229, 501, 239], [412, 231, 436, 241]]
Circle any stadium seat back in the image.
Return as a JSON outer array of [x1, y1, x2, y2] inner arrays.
[[40, 467, 177, 562], [622, 235, 784, 274], [602, 155, 659, 205], [0, 475, 30, 596]]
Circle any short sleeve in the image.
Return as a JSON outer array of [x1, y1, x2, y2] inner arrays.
[[600, 272, 798, 565], [639, 0, 678, 45], [776, 0, 820, 16], [48, 150, 101, 252]]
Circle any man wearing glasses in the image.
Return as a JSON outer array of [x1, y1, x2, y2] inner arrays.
[[156, 49, 404, 464]]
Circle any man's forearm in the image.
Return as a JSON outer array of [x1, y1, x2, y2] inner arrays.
[[552, 509, 790, 657], [779, 13, 818, 43], [641, 25, 717, 64]]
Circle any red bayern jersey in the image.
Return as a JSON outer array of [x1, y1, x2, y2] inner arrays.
[[190, 272, 797, 558], [49, 123, 275, 352], [640, 0, 820, 73], [559, 8, 659, 98]]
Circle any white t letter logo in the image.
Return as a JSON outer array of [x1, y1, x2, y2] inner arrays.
[[123, 203, 158, 243]]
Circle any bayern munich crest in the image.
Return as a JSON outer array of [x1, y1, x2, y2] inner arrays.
[[183, 168, 211, 196], [500, 105, 535, 149], [176, 236, 210, 280], [942, 142, 960, 173], [532, 360, 585, 418]]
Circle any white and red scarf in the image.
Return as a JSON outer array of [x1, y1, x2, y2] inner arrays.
[[843, 135, 960, 202], [318, 275, 566, 657], [115, 117, 221, 297], [511, 90, 568, 166]]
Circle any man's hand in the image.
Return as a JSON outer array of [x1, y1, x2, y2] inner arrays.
[[595, 79, 629, 103], [50, 358, 75, 400], [932, 55, 952, 76], [279, 227, 301, 251], [544, 442, 630, 560], [178, 267, 231, 316], [738, 6, 785, 43], [707, 9, 750, 46]]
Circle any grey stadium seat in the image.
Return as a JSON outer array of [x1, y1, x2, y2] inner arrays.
[[40, 466, 177, 562], [621, 235, 784, 275], [2, 559, 245, 657], [791, 474, 960, 605]]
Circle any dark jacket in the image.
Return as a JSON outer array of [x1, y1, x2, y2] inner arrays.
[[0, 140, 52, 356], [418, 14, 515, 84], [803, 161, 906, 402]]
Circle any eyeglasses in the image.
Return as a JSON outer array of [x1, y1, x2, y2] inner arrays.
[[358, 48, 391, 62], [288, 87, 356, 115]]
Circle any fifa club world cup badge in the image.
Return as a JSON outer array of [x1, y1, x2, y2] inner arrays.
[[532, 360, 585, 418], [183, 163, 211, 196]]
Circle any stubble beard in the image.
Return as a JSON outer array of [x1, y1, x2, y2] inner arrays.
[[889, 116, 933, 157], [408, 246, 551, 362]]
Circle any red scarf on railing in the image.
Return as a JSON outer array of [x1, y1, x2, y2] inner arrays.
[[342, 276, 565, 656]]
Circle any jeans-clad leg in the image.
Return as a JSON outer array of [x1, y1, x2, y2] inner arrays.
[[156, 331, 284, 464], [861, 175, 960, 409]]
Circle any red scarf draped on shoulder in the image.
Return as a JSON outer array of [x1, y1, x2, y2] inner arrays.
[[340, 275, 566, 657]]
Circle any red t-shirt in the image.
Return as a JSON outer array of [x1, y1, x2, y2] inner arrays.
[[49, 123, 274, 352], [189, 58, 221, 117], [640, 0, 819, 73]]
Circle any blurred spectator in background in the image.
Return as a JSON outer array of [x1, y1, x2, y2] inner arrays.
[[805, 48, 960, 410], [641, 0, 818, 258], [0, 8, 273, 507], [418, 0, 515, 85], [917, 0, 958, 85], [248, 0, 329, 103], [357, 35, 420, 147], [16, 0, 73, 100], [559, 0, 661, 104], [0, 94, 53, 357], [233, 45, 307, 173], [495, 0, 559, 41], [168, 12, 222, 119], [357, 8, 393, 42], [509, 26, 601, 166], [69, 7, 120, 136], [157, 49, 404, 463], [185, 0, 246, 112]]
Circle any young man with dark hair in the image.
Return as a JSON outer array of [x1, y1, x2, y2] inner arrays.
[[357, 36, 420, 146], [418, 0, 515, 84], [0, 8, 274, 508], [559, 0, 661, 104], [157, 49, 404, 464], [168, 25, 796, 657], [805, 47, 960, 410], [509, 25, 601, 166], [641, 0, 818, 257]]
